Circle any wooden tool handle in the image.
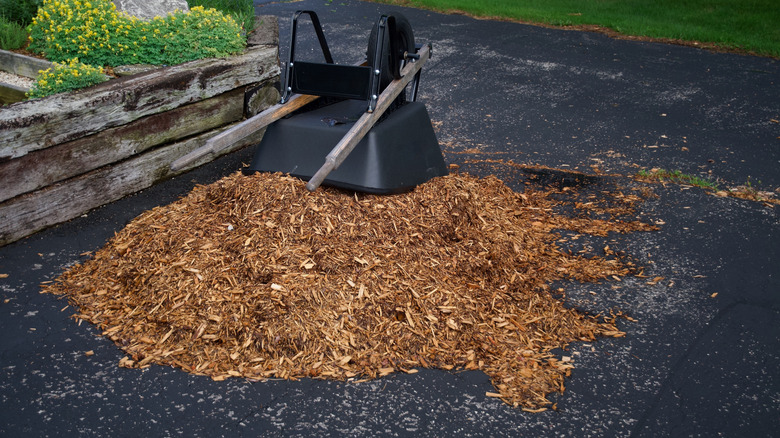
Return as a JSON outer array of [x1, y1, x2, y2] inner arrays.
[[306, 43, 432, 191], [170, 93, 319, 171]]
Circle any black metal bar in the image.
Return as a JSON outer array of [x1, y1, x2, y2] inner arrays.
[[281, 11, 335, 104], [386, 16, 400, 80], [409, 43, 430, 102], [410, 69, 422, 102], [367, 15, 388, 113], [306, 12, 334, 64]]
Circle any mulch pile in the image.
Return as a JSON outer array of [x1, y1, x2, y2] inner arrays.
[[43, 171, 655, 410]]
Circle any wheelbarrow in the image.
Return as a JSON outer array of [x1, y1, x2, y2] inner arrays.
[[171, 10, 447, 193]]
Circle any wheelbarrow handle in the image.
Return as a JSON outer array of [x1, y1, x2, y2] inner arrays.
[[170, 93, 319, 172], [306, 43, 432, 191]]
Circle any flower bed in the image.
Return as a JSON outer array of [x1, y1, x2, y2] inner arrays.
[[0, 16, 281, 246]]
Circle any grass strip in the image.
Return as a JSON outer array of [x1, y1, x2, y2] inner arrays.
[[373, 0, 779, 58], [636, 168, 718, 190]]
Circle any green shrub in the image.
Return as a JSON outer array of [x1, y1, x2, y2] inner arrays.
[[187, 0, 251, 16], [0, 15, 29, 50], [0, 0, 41, 26], [28, 0, 246, 66], [187, 0, 255, 33], [26, 57, 108, 99], [128, 7, 249, 65]]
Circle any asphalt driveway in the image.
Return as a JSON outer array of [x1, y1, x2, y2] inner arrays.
[[1, 1, 778, 436]]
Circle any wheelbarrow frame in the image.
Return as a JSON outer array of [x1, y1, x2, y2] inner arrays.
[[171, 10, 432, 192]]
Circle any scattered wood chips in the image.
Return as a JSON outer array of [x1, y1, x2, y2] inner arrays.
[[43, 171, 655, 409]]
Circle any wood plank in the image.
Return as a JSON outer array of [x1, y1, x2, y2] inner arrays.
[[0, 82, 27, 105], [0, 83, 277, 202], [0, 46, 279, 160], [0, 121, 268, 246], [0, 49, 54, 78]]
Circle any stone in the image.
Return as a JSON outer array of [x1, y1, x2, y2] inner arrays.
[[113, 0, 189, 21], [0, 71, 34, 89]]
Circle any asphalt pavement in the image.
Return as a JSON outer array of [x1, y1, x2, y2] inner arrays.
[[1, 1, 778, 436]]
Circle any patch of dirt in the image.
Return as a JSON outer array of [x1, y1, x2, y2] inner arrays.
[[43, 171, 656, 410]]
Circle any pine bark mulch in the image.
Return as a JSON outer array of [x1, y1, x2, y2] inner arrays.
[[43, 171, 655, 410]]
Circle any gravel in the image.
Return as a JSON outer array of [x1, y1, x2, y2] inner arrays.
[[0, 70, 35, 89]]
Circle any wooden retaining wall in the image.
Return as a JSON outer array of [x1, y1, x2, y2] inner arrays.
[[0, 17, 281, 246]]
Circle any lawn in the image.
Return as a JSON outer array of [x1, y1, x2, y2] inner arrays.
[[373, 0, 780, 58]]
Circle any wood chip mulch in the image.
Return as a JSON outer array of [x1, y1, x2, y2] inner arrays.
[[42, 171, 656, 410]]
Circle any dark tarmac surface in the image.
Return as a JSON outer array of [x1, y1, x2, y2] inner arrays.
[[1, 1, 779, 436]]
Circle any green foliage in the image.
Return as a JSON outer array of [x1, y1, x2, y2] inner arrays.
[[28, 0, 246, 66], [26, 57, 108, 99], [0, 15, 29, 50], [0, 0, 41, 26], [187, 0, 255, 33], [124, 8, 248, 65]]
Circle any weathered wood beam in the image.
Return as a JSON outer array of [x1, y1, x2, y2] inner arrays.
[[0, 82, 27, 106], [0, 121, 268, 246], [0, 49, 54, 78], [0, 84, 278, 203], [0, 46, 280, 160]]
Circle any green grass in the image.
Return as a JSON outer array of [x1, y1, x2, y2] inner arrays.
[[373, 0, 780, 58], [0, 15, 28, 50], [187, 0, 255, 33], [636, 169, 719, 190]]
